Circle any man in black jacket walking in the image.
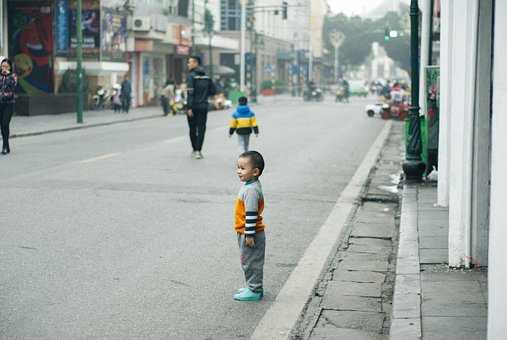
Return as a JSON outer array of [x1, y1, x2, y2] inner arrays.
[[186, 55, 215, 159]]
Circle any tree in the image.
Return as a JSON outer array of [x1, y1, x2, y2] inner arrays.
[[324, 7, 411, 73]]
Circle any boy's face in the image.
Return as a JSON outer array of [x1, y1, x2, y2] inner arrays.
[[237, 157, 260, 182]]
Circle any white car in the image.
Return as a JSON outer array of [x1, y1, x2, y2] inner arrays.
[[365, 102, 390, 118]]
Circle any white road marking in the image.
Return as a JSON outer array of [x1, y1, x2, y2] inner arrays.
[[79, 153, 121, 164]]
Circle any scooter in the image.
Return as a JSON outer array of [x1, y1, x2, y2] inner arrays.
[[92, 87, 111, 110], [303, 87, 324, 102]]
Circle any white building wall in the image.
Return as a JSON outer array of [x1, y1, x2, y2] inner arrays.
[[447, 0, 478, 267], [488, 1, 507, 337], [437, 0, 453, 207]]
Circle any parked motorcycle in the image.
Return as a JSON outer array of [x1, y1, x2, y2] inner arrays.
[[92, 87, 111, 110]]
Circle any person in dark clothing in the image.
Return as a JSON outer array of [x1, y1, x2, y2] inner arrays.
[[186, 55, 216, 159], [0, 58, 18, 155], [120, 76, 132, 113]]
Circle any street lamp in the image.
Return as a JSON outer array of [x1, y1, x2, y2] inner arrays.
[[76, 0, 84, 123], [330, 31, 345, 81], [402, 0, 426, 180]]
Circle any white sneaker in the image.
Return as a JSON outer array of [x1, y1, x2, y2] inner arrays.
[[191, 151, 198, 159], [195, 151, 203, 159]]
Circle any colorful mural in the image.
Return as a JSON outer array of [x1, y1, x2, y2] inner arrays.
[[8, 1, 54, 95]]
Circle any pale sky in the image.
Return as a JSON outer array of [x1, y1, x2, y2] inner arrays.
[[327, 0, 408, 16]]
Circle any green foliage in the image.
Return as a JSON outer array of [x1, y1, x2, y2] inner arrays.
[[204, 8, 214, 34], [274, 79, 287, 93], [260, 80, 273, 90], [59, 69, 89, 94], [324, 7, 411, 72]]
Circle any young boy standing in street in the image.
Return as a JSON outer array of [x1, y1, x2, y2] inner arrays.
[[233, 151, 266, 301], [229, 97, 259, 153]]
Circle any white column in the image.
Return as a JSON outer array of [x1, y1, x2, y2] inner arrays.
[[419, 0, 432, 115], [488, 1, 507, 337], [447, 0, 478, 268], [437, 0, 453, 207]]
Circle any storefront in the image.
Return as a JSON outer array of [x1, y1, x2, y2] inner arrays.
[[5, 0, 129, 115]]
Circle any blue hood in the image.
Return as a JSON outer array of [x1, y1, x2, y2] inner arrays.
[[236, 105, 252, 115]]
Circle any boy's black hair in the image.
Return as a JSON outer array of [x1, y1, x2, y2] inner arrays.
[[240, 151, 265, 176], [189, 55, 201, 65], [238, 96, 248, 105]]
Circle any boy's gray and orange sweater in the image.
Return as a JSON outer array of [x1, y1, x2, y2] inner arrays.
[[229, 105, 259, 135], [234, 179, 265, 235]]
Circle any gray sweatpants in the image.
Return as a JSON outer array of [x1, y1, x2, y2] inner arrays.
[[237, 134, 250, 153], [238, 231, 266, 292]]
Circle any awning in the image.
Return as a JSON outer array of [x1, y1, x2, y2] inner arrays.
[[55, 60, 129, 76], [203, 64, 235, 75]]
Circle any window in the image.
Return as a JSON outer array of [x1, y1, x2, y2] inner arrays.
[[221, 0, 240, 31], [178, 0, 189, 17]]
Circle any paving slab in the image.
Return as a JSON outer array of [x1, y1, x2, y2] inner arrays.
[[350, 223, 394, 239], [339, 253, 389, 272], [311, 327, 386, 340], [355, 214, 394, 226], [333, 269, 386, 284], [322, 294, 382, 312], [422, 280, 485, 304], [422, 301, 487, 317], [360, 202, 398, 213], [390, 318, 421, 340], [419, 248, 448, 264], [419, 236, 448, 249], [317, 310, 386, 333], [422, 317, 487, 340], [325, 280, 383, 298], [420, 271, 487, 282]]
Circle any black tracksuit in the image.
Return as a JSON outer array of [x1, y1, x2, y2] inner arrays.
[[0, 71, 17, 152], [186, 67, 215, 152]]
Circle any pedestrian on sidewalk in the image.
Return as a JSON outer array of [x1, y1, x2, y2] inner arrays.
[[228, 96, 259, 154], [120, 75, 132, 114], [185, 55, 216, 159], [233, 151, 266, 301], [160, 79, 175, 116], [0, 58, 17, 155]]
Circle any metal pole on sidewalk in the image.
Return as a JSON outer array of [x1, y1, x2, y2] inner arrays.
[[402, 0, 426, 180], [76, 0, 84, 124], [240, 0, 246, 93]]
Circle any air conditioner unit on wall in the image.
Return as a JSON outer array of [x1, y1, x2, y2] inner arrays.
[[132, 17, 151, 31]]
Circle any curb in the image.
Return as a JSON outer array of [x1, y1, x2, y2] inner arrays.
[[390, 184, 422, 340], [11, 114, 163, 139], [250, 120, 393, 340]]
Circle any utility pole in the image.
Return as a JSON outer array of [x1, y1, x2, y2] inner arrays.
[[240, 0, 246, 92], [307, 0, 313, 82], [76, 0, 84, 123]]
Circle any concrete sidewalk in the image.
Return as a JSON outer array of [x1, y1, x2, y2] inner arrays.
[[9, 94, 304, 139], [291, 121, 404, 340], [10, 106, 167, 138], [391, 184, 487, 340]]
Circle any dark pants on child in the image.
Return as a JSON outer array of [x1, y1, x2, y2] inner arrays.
[[238, 231, 265, 292], [0, 103, 13, 151], [187, 108, 208, 151]]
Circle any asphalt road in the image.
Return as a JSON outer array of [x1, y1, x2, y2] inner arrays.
[[0, 96, 385, 339]]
